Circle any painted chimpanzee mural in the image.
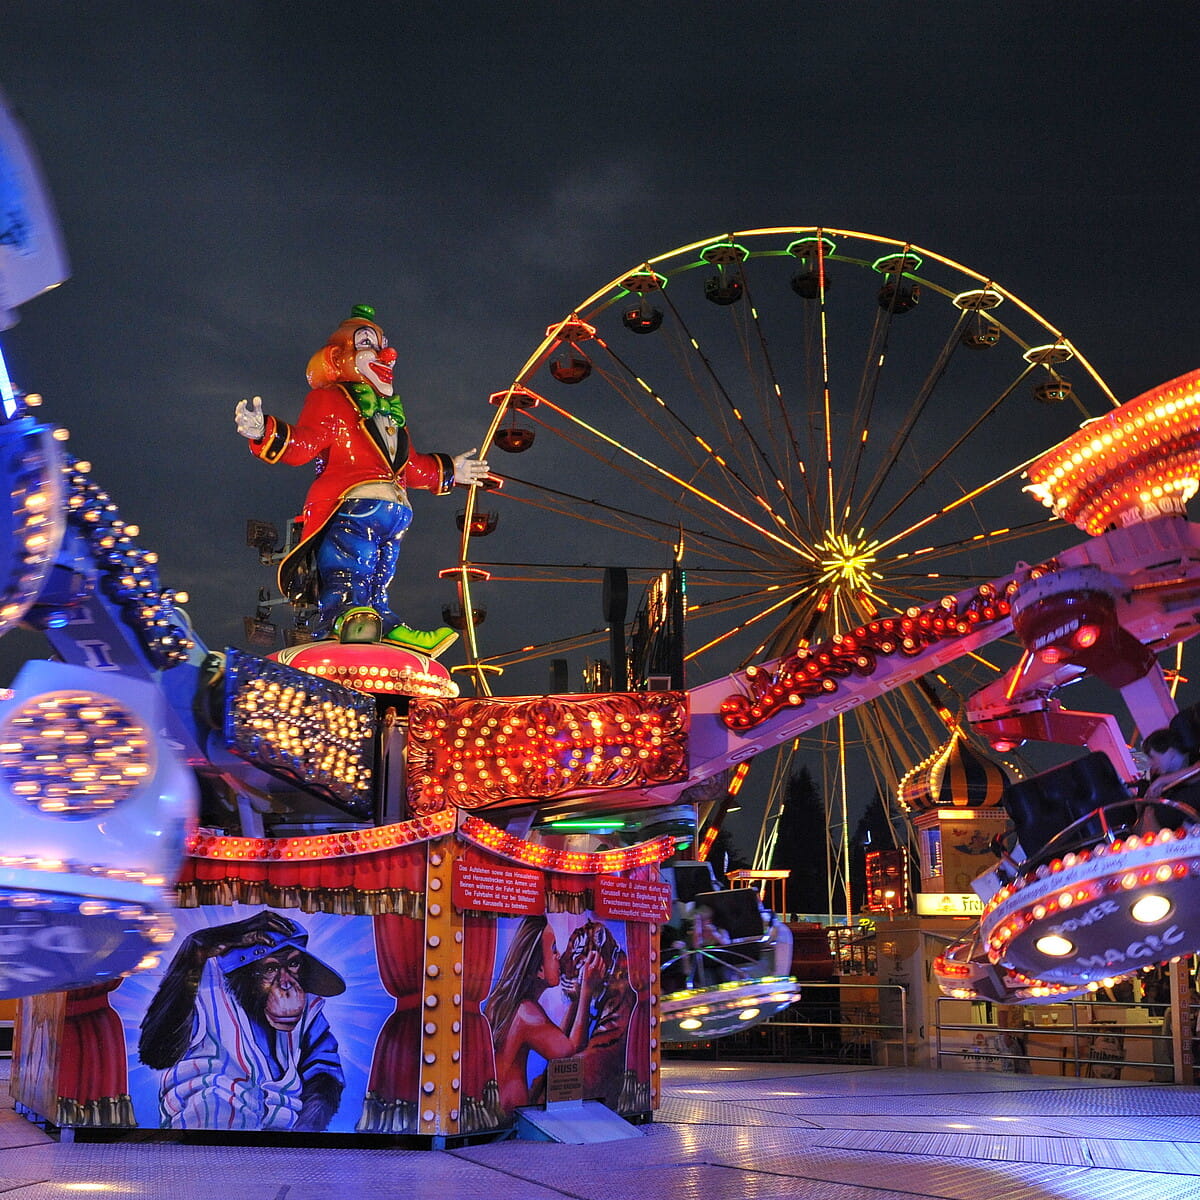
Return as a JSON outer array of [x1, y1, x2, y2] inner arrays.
[[137, 911, 346, 1131]]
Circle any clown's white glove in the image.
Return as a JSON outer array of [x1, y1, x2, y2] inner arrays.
[[235, 395, 265, 440], [453, 447, 490, 485]]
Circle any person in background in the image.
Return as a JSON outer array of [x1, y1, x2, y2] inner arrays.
[[763, 908, 794, 978], [689, 904, 732, 985], [1142, 727, 1200, 813]]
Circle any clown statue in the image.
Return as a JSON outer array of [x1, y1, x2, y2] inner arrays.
[[234, 305, 488, 656]]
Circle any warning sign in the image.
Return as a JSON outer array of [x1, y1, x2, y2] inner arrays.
[[594, 874, 672, 923], [452, 861, 546, 915]]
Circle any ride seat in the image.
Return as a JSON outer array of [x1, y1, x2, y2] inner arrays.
[[1002, 750, 1133, 861], [690, 887, 769, 974]]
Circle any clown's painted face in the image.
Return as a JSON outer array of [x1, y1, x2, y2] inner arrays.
[[350, 324, 399, 396]]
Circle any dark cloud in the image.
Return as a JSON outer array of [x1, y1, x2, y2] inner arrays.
[[1, 3, 1197, 737]]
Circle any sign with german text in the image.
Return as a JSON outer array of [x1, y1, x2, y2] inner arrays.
[[452, 861, 546, 915], [594, 874, 671, 923], [546, 1056, 584, 1104]]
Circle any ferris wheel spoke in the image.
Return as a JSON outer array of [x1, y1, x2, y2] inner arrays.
[[847, 309, 972, 525], [725, 265, 811, 531], [856, 697, 933, 792], [588, 354, 721, 484], [681, 585, 809, 665], [871, 456, 1051, 555], [878, 516, 1060, 574], [466, 565, 666, 586], [835, 309, 893, 521], [597, 314, 795, 524], [512, 405, 766, 550], [864, 575, 1007, 615], [533, 393, 811, 557], [834, 245, 928, 522], [488, 478, 687, 553], [654, 283, 808, 537], [477, 627, 611, 669], [815, 243, 839, 527], [493, 474, 787, 571], [592, 336, 746, 491], [758, 604, 816, 663], [865, 362, 1041, 538], [591, 354, 798, 543]]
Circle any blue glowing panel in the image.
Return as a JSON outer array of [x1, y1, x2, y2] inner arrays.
[[0, 416, 66, 636], [0, 83, 70, 330], [0, 890, 165, 998], [0, 342, 14, 420], [222, 649, 377, 818]]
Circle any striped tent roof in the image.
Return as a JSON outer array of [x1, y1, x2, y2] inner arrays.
[[898, 729, 1011, 812]]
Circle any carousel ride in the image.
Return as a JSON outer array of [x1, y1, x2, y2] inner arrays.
[[4, 85, 1200, 1137]]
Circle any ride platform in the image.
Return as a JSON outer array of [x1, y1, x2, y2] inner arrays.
[[6, 1058, 1200, 1197]]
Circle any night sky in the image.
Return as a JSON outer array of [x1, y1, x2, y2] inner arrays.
[[2, 5, 1199, 842]]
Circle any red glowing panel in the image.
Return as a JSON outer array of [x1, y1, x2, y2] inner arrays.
[[406, 692, 688, 813], [272, 640, 457, 699], [1025, 368, 1200, 535], [187, 808, 455, 861]]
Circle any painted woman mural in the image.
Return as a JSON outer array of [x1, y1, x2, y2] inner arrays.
[[483, 912, 638, 1114], [484, 915, 603, 1111]]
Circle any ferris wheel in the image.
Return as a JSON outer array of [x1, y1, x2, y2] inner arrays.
[[448, 227, 1121, 884]]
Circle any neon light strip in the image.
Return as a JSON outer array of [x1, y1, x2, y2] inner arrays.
[[458, 813, 675, 874], [187, 809, 457, 861]]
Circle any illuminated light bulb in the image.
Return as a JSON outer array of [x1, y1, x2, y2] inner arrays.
[[1131, 893, 1172, 924], [1035, 934, 1075, 958]]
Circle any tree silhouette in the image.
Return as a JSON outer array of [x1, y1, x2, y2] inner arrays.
[[768, 765, 836, 916]]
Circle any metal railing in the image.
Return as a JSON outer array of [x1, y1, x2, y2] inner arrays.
[[766, 982, 909, 1067], [665, 981, 908, 1066], [934, 996, 1180, 1080]]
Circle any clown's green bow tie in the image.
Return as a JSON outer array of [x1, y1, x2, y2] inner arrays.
[[346, 381, 406, 425]]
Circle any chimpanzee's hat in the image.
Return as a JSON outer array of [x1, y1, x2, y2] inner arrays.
[[217, 926, 346, 997]]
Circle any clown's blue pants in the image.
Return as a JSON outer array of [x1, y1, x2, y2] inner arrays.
[[314, 499, 413, 636]]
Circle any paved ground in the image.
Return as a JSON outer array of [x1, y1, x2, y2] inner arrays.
[[3, 1059, 1200, 1199]]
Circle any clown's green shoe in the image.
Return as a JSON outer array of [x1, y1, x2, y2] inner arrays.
[[384, 623, 458, 659], [335, 607, 384, 644]]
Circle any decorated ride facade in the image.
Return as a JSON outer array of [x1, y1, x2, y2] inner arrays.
[[0, 353, 694, 1141], [0, 101, 793, 1137]]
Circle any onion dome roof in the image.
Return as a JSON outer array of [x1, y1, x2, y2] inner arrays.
[[898, 729, 1011, 812]]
